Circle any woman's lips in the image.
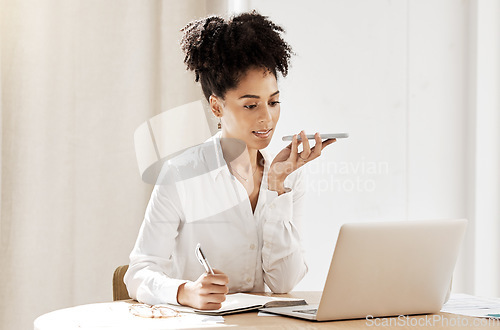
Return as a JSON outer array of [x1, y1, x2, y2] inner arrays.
[[252, 128, 272, 139]]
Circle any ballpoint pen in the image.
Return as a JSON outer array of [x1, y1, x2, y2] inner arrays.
[[195, 243, 215, 275]]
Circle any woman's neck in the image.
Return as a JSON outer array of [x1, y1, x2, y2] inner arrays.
[[219, 137, 260, 172], [247, 148, 259, 169]]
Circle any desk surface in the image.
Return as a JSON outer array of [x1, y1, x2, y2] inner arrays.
[[35, 291, 500, 329]]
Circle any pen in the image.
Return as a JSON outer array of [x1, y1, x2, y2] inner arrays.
[[195, 243, 215, 275], [487, 314, 500, 318]]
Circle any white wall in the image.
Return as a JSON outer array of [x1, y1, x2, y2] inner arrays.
[[243, 0, 496, 294], [470, 0, 500, 297]]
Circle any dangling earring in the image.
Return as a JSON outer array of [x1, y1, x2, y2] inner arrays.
[[217, 117, 222, 130]]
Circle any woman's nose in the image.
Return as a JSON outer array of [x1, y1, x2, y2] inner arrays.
[[258, 104, 273, 122]]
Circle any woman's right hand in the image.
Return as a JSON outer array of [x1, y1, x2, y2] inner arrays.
[[176, 269, 229, 310]]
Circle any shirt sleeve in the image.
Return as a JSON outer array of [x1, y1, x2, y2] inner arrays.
[[261, 168, 308, 293], [124, 167, 187, 305]]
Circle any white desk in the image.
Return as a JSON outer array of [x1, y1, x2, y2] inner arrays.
[[34, 292, 500, 329]]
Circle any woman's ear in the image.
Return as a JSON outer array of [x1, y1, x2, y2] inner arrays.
[[209, 95, 223, 118]]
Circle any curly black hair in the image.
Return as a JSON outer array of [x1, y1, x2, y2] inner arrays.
[[180, 11, 293, 101]]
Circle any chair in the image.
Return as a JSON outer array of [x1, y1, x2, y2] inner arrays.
[[113, 265, 131, 301]]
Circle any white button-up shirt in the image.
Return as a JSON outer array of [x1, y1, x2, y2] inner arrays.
[[124, 132, 308, 305]]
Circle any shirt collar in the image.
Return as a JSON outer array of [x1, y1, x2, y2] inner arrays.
[[203, 131, 272, 183]]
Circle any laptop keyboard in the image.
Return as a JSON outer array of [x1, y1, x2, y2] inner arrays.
[[293, 308, 318, 315]]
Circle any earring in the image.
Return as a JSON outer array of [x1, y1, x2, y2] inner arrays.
[[217, 118, 221, 130]]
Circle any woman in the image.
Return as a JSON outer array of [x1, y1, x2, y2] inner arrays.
[[124, 11, 336, 310]]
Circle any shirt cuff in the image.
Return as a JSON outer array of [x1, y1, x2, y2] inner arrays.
[[265, 188, 293, 222], [155, 279, 189, 305]]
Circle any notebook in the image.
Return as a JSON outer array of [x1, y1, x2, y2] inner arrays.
[[260, 219, 467, 321], [164, 293, 307, 316]]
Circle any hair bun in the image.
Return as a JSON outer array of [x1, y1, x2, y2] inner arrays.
[[180, 11, 292, 101], [180, 15, 226, 80]]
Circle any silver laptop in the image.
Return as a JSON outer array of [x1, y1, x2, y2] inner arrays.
[[260, 219, 467, 321]]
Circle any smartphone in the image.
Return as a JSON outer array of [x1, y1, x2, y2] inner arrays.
[[282, 133, 349, 141]]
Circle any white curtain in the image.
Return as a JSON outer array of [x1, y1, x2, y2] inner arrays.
[[0, 1, 226, 329]]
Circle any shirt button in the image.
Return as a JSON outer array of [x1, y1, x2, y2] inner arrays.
[[269, 204, 275, 210], [250, 244, 256, 250], [246, 278, 252, 283]]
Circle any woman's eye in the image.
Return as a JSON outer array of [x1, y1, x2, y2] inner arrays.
[[270, 101, 281, 106], [244, 104, 257, 109]]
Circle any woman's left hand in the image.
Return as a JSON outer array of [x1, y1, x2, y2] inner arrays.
[[268, 130, 336, 195]]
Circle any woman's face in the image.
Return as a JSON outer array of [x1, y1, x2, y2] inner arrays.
[[211, 67, 280, 150]]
